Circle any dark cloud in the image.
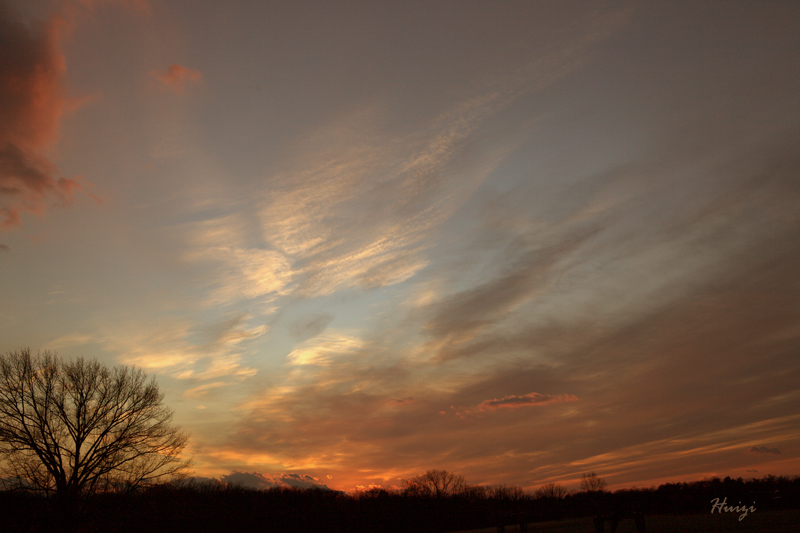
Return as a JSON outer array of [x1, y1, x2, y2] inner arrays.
[[747, 447, 781, 456], [423, 225, 602, 359], [198, 312, 265, 347], [386, 397, 415, 405], [288, 313, 333, 342], [0, 2, 89, 229]]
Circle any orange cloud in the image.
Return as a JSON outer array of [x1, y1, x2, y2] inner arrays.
[[150, 64, 204, 95], [0, 6, 92, 229]]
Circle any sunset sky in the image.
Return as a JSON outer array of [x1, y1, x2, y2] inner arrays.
[[2, 0, 799, 493]]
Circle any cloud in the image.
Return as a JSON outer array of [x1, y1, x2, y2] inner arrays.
[[418, 224, 603, 362], [285, 332, 364, 367], [221, 471, 331, 491], [0, 4, 91, 229], [447, 392, 579, 419], [288, 313, 334, 342], [74, 313, 261, 384], [176, 214, 294, 304], [255, 92, 515, 299], [747, 446, 781, 455], [476, 392, 578, 411], [199, 312, 268, 348], [386, 397, 415, 406], [150, 64, 204, 95]]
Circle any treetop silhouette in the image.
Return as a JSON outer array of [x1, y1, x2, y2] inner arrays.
[[0, 348, 190, 500]]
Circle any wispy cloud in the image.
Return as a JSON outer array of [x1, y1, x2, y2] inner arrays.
[[386, 397, 415, 406], [256, 101, 497, 298], [285, 332, 364, 367], [47, 312, 263, 389], [176, 213, 294, 304]]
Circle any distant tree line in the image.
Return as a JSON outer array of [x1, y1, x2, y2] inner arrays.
[[0, 470, 798, 532]]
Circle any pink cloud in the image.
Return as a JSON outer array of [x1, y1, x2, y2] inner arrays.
[[150, 64, 204, 95], [0, 6, 94, 230], [478, 392, 579, 410], [454, 392, 578, 417]]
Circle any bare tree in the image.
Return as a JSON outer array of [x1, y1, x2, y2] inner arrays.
[[534, 482, 568, 499], [402, 469, 468, 497], [491, 484, 528, 501], [580, 472, 607, 493], [0, 349, 190, 500]]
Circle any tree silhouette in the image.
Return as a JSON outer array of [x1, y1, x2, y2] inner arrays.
[[534, 482, 568, 499], [0, 349, 190, 501], [402, 469, 468, 497], [491, 484, 528, 501], [580, 472, 607, 493]]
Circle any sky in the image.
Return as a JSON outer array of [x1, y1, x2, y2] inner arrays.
[[1, 0, 799, 493]]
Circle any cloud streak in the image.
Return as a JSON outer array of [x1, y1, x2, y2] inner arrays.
[[747, 446, 781, 456], [475, 393, 578, 411]]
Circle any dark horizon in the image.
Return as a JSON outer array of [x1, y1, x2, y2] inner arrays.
[[1, 471, 798, 532]]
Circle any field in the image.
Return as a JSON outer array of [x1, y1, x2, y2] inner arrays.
[[458, 509, 800, 532]]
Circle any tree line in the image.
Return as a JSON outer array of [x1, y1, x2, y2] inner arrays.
[[1, 471, 797, 532]]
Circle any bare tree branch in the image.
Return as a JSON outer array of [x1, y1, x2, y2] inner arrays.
[[0, 349, 190, 499], [402, 469, 468, 498], [580, 472, 607, 493]]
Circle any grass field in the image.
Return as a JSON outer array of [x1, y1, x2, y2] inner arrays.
[[456, 508, 800, 532]]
